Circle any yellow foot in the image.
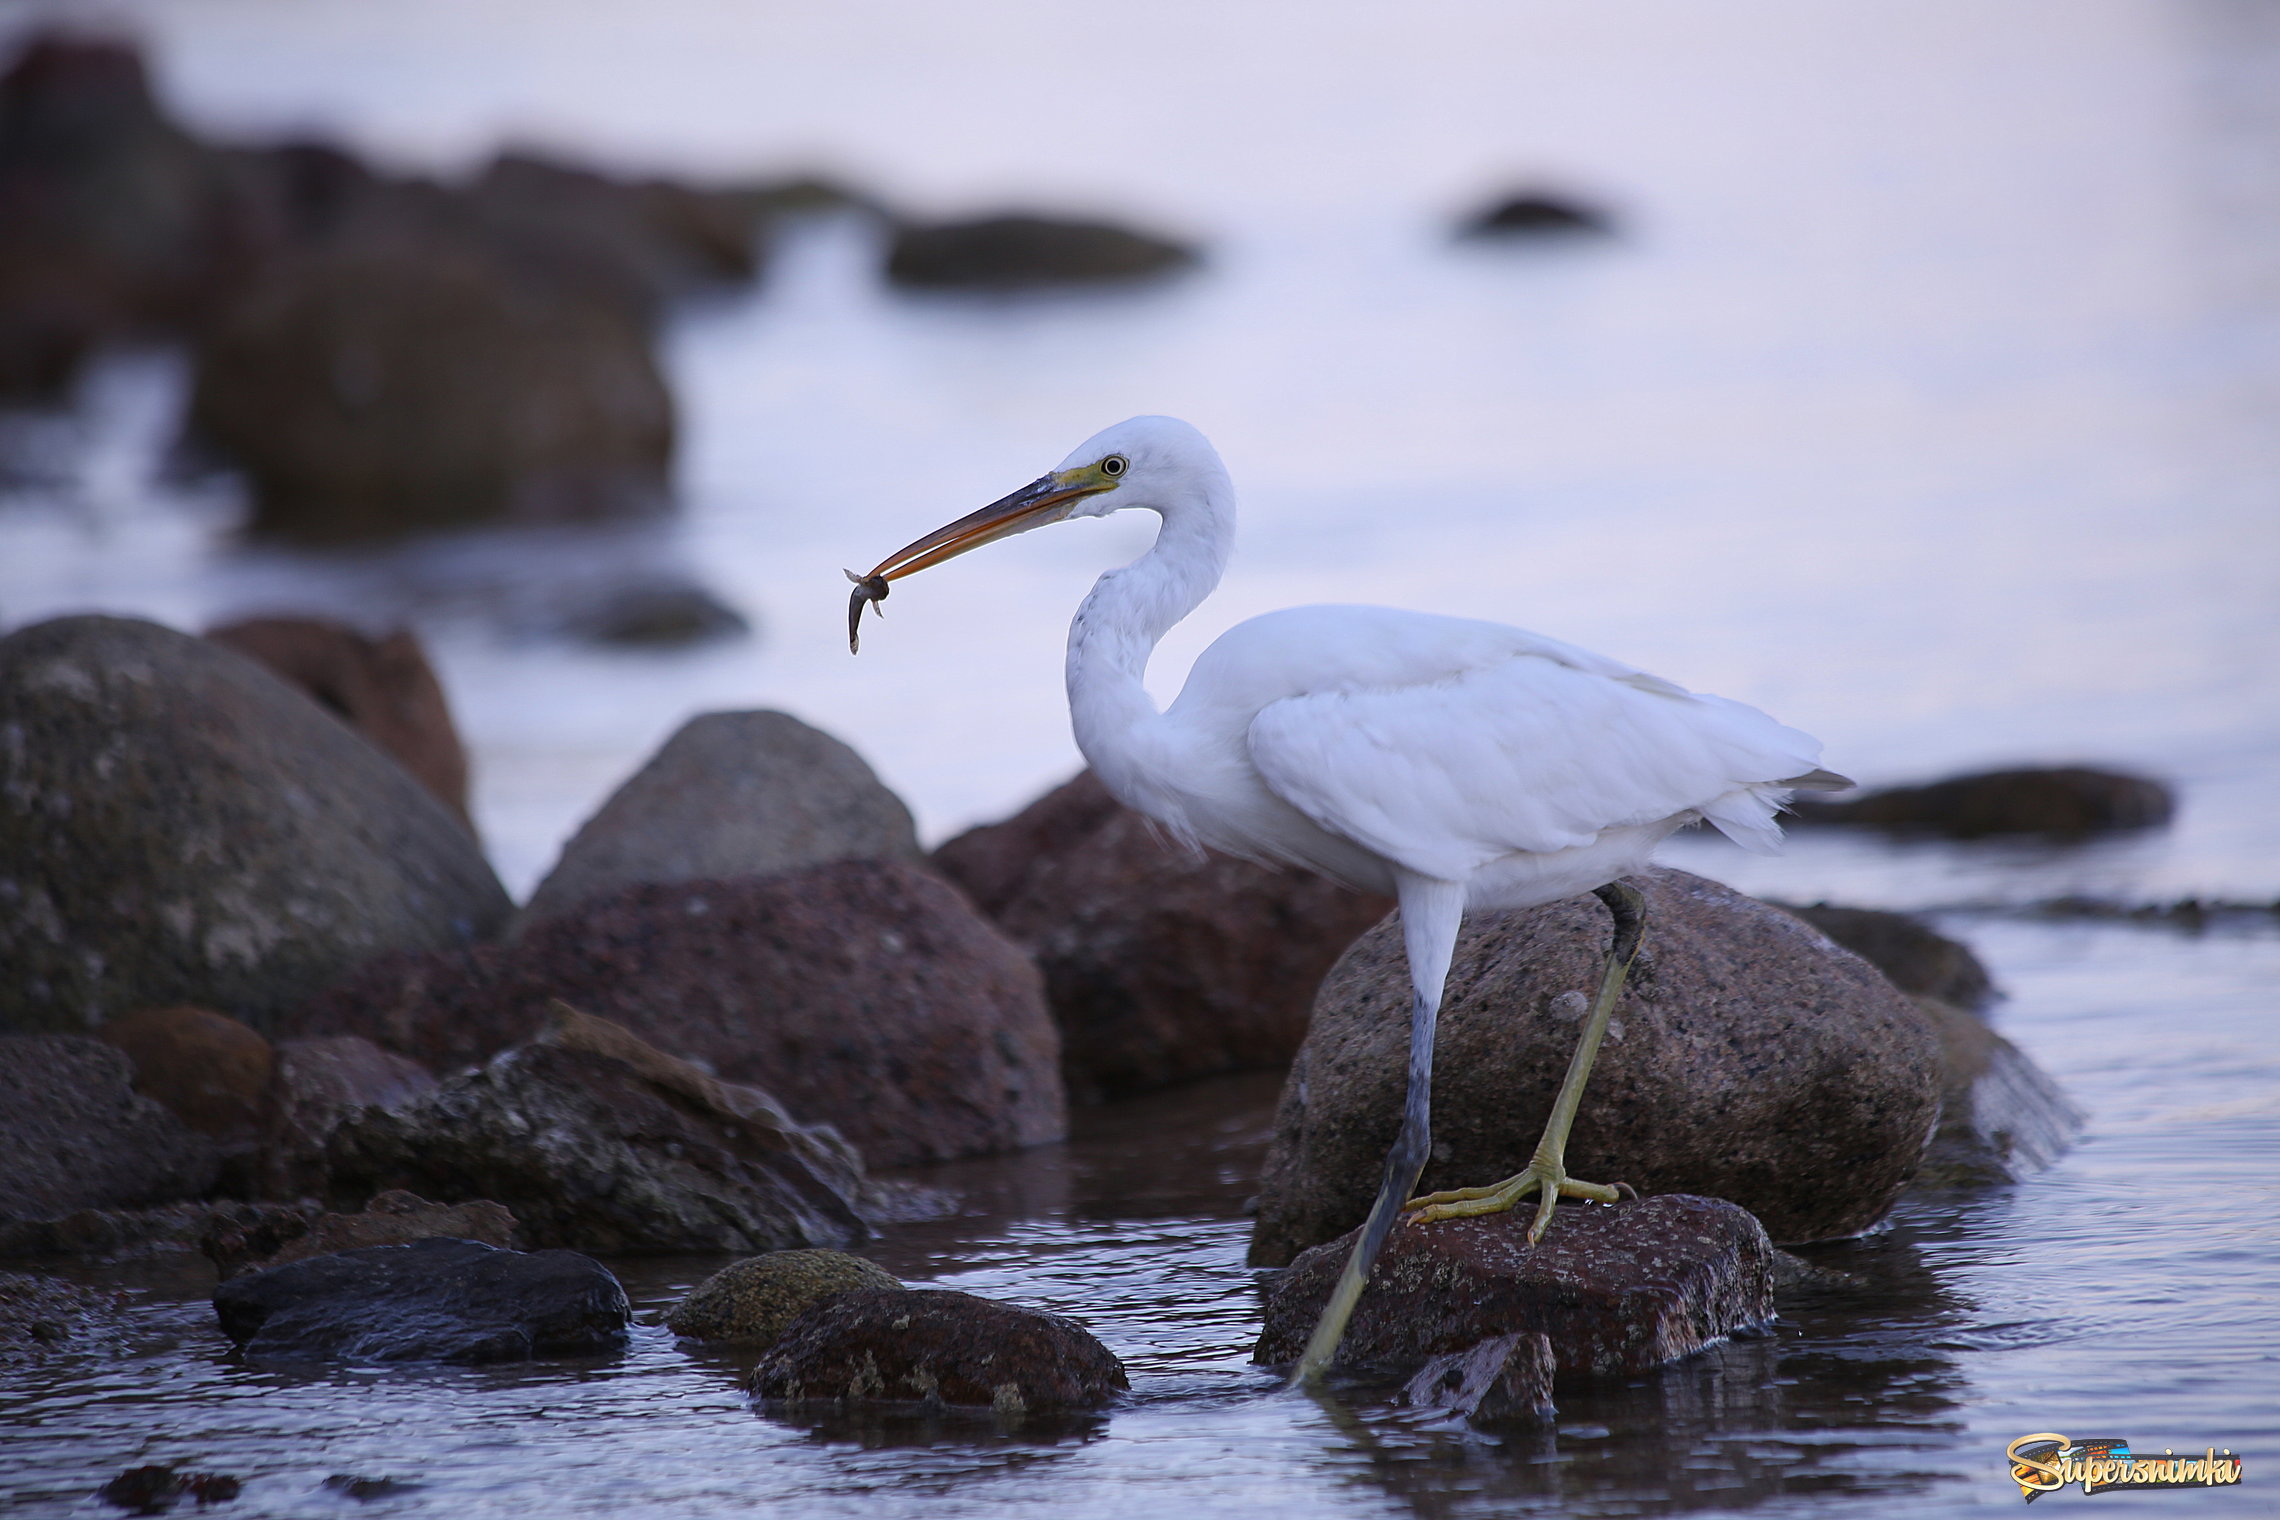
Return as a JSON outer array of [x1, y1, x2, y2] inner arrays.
[[1403, 1162, 1624, 1243]]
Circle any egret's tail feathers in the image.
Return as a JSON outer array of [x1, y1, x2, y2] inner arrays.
[[1699, 788, 1789, 855], [1780, 768, 1854, 792]]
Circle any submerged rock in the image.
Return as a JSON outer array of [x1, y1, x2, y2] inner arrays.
[[1254, 1194, 1773, 1377], [326, 1005, 869, 1254], [885, 213, 1194, 290], [205, 617, 473, 828], [1913, 998, 2080, 1187], [515, 711, 922, 932], [1777, 903, 1996, 1011], [98, 1465, 242, 1513], [1457, 191, 1612, 239], [203, 1190, 516, 1281], [0, 1271, 130, 1362], [212, 1235, 629, 1363], [289, 861, 1065, 1168], [666, 1250, 902, 1345], [0, 1037, 218, 1223], [1250, 868, 1941, 1263], [0, 616, 511, 1035], [934, 770, 1392, 1103], [1788, 766, 2174, 839], [1400, 1331, 1556, 1425], [752, 1288, 1128, 1413]]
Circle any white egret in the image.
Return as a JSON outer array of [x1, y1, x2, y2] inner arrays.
[[847, 416, 1845, 1386]]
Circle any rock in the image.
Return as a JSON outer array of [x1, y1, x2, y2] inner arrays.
[[205, 617, 473, 827], [516, 711, 922, 932], [323, 1476, 414, 1501], [97, 1006, 274, 1142], [0, 1271, 129, 1362], [1778, 904, 1995, 1011], [288, 861, 1065, 1168], [98, 1465, 242, 1513], [186, 228, 674, 542], [204, 1190, 517, 1281], [1400, 1331, 1556, 1425], [934, 770, 1392, 1103], [1249, 868, 1941, 1263], [665, 1249, 902, 1344], [212, 1235, 629, 1363], [1253, 1194, 1773, 1377], [0, 1200, 311, 1263], [0, 616, 511, 1035], [0, 1037, 218, 1222], [1458, 191, 1612, 239], [752, 1288, 1128, 1413], [1912, 998, 2080, 1187], [560, 580, 749, 648], [325, 1004, 870, 1254], [884, 213, 1194, 291], [256, 1035, 436, 1199], [1787, 766, 2174, 839]]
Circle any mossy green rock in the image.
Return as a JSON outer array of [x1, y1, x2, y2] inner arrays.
[[665, 1250, 901, 1345]]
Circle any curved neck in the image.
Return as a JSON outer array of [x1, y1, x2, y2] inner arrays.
[[1065, 481, 1234, 785]]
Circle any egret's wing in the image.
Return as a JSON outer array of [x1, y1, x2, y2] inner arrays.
[[1246, 654, 1823, 881]]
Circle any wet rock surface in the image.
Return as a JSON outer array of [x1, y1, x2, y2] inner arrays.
[[666, 1250, 902, 1345], [1250, 868, 1942, 1262], [1400, 1330, 1557, 1425], [516, 711, 923, 932], [256, 1035, 437, 1200], [1254, 1194, 1774, 1377], [204, 1190, 517, 1281], [0, 1271, 130, 1362], [204, 617, 473, 827], [326, 1005, 870, 1254], [884, 213, 1194, 290], [1788, 765, 2174, 838], [1777, 903, 1996, 1010], [1912, 997, 2080, 1187], [98, 1464, 242, 1513], [0, 616, 511, 1035], [0, 1200, 310, 1264], [934, 770, 1392, 1103], [288, 860, 1065, 1168], [752, 1288, 1128, 1413], [0, 1037, 218, 1223], [212, 1235, 630, 1363]]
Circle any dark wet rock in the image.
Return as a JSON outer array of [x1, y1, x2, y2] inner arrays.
[[666, 1249, 902, 1345], [0, 1271, 129, 1361], [323, 1476, 415, 1501], [326, 1004, 870, 1254], [1458, 191, 1611, 239], [1400, 1331, 1556, 1425], [187, 229, 674, 543], [0, 1200, 310, 1263], [1249, 868, 1941, 1263], [1254, 1194, 1773, 1377], [212, 1235, 629, 1363], [205, 617, 473, 827], [204, 1189, 516, 1281], [98, 1464, 242, 1514], [288, 861, 1064, 1169], [98, 1006, 275, 1144], [256, 1035, 436, 1200], [0, 616, 511, 1035], [0, 1037, 218, 1223], [560, 580, 750, 648], [752, 1288, 1128, 1413], [516, 711, 922, 932], [1912, 998, 2080, 1187], [1777, 903, 1996, 1011], [885, 213, 1194, 291], [1787, 765, 2174, 839], [934, 770, 1393, 1103]]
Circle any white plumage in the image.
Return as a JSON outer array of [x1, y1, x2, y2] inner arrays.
[[850, 414, 1842, 1388]]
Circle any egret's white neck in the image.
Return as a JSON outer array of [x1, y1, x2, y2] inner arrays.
[[1065, 478, 1234, 791]]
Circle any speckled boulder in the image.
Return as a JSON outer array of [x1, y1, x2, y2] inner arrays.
[[1250, 868, 1941, 1262], [1254, 1194, 1773, 1376], [285, 860, 1065, 1168], [752, 1289, 1128, 1414], [666, 1250, 902, 1344], [514, 711, 923, 933], [934, 770, 1391, 1103], [0, 616, 510, 1035], [0, 1036, 218, 1222]]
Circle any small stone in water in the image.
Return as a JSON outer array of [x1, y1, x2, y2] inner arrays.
[[98, 1465, 241, 1513], [323, 1475, 413, 1501]]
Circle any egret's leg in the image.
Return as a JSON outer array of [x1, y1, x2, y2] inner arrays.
[[1404, 880, 1644, 1243], [1288, 875, 1465, 1388]]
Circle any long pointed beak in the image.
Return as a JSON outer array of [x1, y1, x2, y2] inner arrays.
[[847, 472, 1110, 651]]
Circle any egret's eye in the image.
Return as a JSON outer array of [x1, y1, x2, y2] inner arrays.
[[1100, 455, 1128, 478]]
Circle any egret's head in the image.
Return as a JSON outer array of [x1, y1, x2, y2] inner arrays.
[[846, 415, 1216, 651]]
